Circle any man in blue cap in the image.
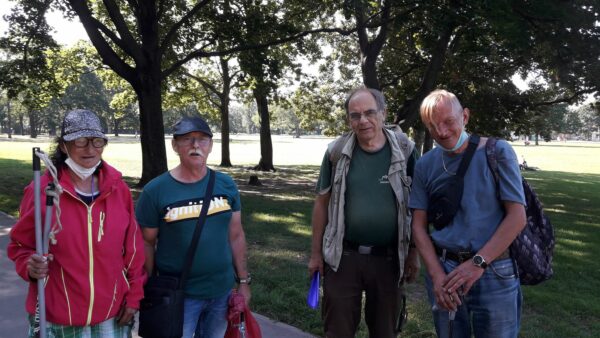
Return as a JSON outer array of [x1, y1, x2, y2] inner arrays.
[[136, 116, 251, 338]]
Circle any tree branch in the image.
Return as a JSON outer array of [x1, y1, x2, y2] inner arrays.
[[101, 0, 143, 61], [157, 0, 166, 20], [160, 0, 212, 56], [531, 89, 596, 107], [162, 26, 357, 78], [67, 0, 136, 84], [184, 71, 221, 97]]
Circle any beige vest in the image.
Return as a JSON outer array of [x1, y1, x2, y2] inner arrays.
[[320, 126, 414, 280]]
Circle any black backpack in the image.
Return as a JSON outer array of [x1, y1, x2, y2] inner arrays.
[[486, 137, 555, 285]]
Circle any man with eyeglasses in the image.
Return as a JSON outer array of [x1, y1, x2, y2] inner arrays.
[[136, 116, 250, 338], [308, 87, 420, 338]]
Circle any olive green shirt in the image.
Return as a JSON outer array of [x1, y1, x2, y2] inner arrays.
[[317, 140, 418, 246]]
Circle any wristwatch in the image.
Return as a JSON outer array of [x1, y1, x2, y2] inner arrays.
[[237, 274, 252, 285], [472, 254, 488, 269]]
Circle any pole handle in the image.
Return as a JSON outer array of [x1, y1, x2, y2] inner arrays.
[[33, 148, 41, 171], [45, 183, 55, 206]]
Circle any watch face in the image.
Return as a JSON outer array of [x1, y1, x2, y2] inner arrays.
[[473, 255, 487, 268]]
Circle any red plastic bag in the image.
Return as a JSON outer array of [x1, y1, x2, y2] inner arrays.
[[224, 291, 262, 338]]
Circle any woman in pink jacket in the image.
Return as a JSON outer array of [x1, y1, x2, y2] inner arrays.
[[8, 109, 146, 338]]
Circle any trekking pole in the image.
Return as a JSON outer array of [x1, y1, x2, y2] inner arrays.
[[33, 148, 47, 338], [239, 311, 246, 338], [448, 309, 455, 338], [43, 183, 55, 255]]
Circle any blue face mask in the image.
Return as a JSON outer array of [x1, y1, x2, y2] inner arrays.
[[435, 130, 469, 152]]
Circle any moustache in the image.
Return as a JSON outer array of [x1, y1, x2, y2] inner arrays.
[[187, 149, 206, 157]]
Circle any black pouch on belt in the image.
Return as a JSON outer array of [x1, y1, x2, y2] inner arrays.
[[427, 135, 480, 230]]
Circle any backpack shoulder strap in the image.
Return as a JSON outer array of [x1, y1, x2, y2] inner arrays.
[[456, 135, 480, 177], [328, 132, 352, 165], [386, 124, 415, 161], [485, 137, 503, 200], [485, 137, 500, 184]]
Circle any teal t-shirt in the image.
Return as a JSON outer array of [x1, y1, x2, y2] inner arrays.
[[136, 170, 241, 299], [316, 140, 418, 246]]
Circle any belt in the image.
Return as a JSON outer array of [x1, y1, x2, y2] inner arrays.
[[434, 244, 510, 263], [343, 240, 395, 256]]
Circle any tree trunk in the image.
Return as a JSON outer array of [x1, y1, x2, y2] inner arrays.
[[220, 100, 232, 167], [220, 57, 232, 167], [136, 1, 167, 186], [253, 88, 275, 171], [6, 101, 11, 139], [19, 115, 24, 135], [114, 117, 120, 137], [424, 130, 434, 153], [362, 54, 381, 90], [28, 111, 38, 138], [412, 127, 425, 155], [137, 81, 168, 186], [354, 0, 390, 91], [395, 22, 457, 129]]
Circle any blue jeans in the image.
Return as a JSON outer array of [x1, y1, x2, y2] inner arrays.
[[425, 257, 522, 338], [182, 291, 230, 338]]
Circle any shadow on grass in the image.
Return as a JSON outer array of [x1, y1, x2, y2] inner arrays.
[[519, 170, 600, 337], [0, 158, 33, 217], [1, 157, 599, 337], [512, 143, 600, 149]]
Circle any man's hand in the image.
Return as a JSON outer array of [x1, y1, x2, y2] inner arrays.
[[431, 271, 462, 312], [237, 283, 251, 307], [443, 260, 485, 296], [403, 248, 420, 283], [308, 252, 324, 276], [116, 306, 136, 326]]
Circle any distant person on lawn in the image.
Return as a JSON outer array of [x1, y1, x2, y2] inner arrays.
[[308, 87, 420, 338], [136, 116, 250, 338], [409, 89, 526, 338], [8, 109, 146, 338]]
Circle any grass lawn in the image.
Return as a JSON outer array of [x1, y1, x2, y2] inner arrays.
[[1, 135, 599, 337]]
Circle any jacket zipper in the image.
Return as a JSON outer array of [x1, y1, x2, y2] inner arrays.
[[60, 267, 73, 325], [105, 281, 118, 320], [63, 190, 96, 326], [85, 204, 95, 325], [64, 188, 113, 325]]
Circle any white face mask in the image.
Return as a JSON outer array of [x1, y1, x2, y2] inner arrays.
[[65, 157, 101, 180]]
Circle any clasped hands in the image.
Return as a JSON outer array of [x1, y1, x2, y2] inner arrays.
[[433, 261, 485, 311]]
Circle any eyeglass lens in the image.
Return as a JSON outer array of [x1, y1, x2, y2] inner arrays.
[[349, 109, 378, 121], [178, 136, 211, 146], [73, 137, 107, 148]]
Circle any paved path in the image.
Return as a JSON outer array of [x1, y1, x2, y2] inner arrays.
[[0, 211, 316, 338]]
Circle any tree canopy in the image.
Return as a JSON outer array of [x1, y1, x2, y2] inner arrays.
[[1, 0, 598, 179]]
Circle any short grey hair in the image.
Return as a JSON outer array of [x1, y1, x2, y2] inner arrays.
[[420, 89, 464, 127], [344, 87, 387, 115]]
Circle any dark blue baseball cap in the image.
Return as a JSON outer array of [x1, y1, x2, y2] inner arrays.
[[172, 116, 213, 137]]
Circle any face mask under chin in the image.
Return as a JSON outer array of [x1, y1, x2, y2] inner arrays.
[[435, 129, 469, 152], [65, 157, 101, 180]]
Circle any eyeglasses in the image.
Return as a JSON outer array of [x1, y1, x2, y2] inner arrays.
[[349, 109, 379, 121], [71, 137, 107, 148], [176, 136, 211, 147]]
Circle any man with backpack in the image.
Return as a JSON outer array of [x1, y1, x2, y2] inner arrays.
[[409, 89, 527, 338], [308, 87, 420, 338]]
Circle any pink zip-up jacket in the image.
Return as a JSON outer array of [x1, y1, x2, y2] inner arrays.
[[8, 162, 147, 326]]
